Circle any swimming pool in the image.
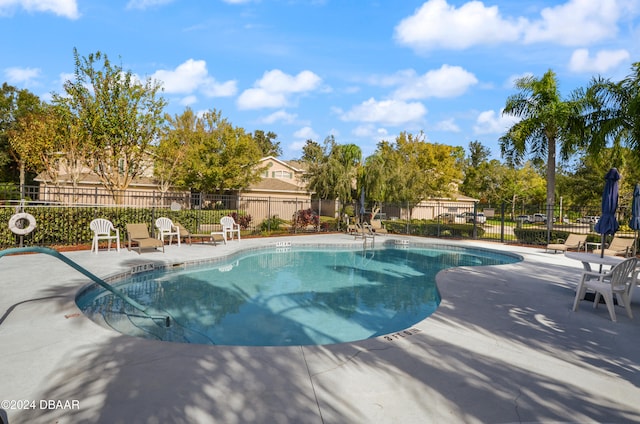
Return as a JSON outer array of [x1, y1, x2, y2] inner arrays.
[[77, 243, 520, 346]]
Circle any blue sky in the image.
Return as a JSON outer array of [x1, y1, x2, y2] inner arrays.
[[1, 0, 639, 160]]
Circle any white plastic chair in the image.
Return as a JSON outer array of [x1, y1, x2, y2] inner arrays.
[[220, 216, 241, 241], [90, 218, 120, 254], [572, 257, 637, 322], [155, 217, 181, 247]]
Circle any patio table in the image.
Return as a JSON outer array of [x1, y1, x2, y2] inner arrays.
[[565, 251, 623, 272], [565, 251, 640, 306]]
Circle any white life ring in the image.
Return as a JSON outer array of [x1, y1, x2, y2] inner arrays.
[[8, 212, 37, 235]]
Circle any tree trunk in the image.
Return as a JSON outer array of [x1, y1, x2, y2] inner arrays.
[[546, 135, 556, 233], [19, 161, 25, 200]]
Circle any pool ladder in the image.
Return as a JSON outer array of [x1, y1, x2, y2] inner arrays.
[[0, 246, 171, 327]]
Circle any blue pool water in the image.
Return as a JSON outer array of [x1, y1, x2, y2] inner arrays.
[[77, 244, 520, 346]]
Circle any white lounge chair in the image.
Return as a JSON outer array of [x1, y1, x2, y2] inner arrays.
[[572, 257, 637, 322], [221, 216, 241, 241], [546, 233, 586, 253], [155, 217, 181, 247], [90, 218, 120, 254]]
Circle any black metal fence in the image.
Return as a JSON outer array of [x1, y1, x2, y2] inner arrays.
[[1, 184, 637, 250]]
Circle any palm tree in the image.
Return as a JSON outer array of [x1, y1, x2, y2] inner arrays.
[[500, 69, 584, 230], [303, 136, 362, 220], [582, 62, 640, 159]]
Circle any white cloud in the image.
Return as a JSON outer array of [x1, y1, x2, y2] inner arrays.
[[293, 126, 319, 141], [237, 69, 322, 110], [352, 124, 390, 139], [260, 110, 298, 125], [394, 0, 523, 50], [201, 80, 237, 97], [151, 59, 237, 97], [391, 65, 478, 100], [257, 69, 322, 93], [0, 0, 79, 19], [394, 0, 634, 51], [4, 66, 40, 85], [568, 48, 630, 73], [433, 118, 460, 132], [179, 95, 197, 106], [341, 98, 427, 126], [473, 109, 518, 135], [237, 88, 288, 109], [126, 0, 174, 10], [523, 0, 623, 46]]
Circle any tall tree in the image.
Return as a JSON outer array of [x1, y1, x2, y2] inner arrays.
[[582, 62, 640, 159], [501, 162, 546, 218], [300, 139, 324, 163], [54, 49, 167, 203], [9, 104, 88, 198], [302, 136, 362, 213], [154, 108, 196, 194], [0, 83, 43, 185], [362, 149, 392, 220], [500, 69, 583, 229], [178, 109, 264, 193], [461, 140, 491, 201], [367, 132, 462, 218], [252, 130, 281, 157]]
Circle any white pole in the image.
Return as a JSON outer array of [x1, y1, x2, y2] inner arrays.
[[559, 196, 563, 223]]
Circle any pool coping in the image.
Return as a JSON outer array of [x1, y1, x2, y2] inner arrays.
[[1, 234, 640, 423]]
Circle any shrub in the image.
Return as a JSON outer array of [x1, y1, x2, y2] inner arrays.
[[514, 228, 567, 245], [293, 208, 319, 229], [381, 219, 483, 238], [260, 215, 286, 232], [230, 212, 252, 229]]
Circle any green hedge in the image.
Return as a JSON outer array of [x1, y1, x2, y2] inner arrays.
[[0, 207, 242, 248], [383, 220, 485, 238], [513, 228, 602, 245]]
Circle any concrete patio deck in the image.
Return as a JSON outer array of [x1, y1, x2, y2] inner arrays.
[[1, 234, 639, 424]]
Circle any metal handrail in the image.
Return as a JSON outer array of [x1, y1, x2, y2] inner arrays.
[[0, 246, 170, 327]]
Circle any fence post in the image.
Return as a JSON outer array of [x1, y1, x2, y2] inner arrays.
[[472, 202, 478, 239], [151, 191, 157, 238], [500, 202, 505, 243], [268, 196, 271, 232], [436, 202, 441, 237], [546, 203, 552, 245], [294, 198, 298, 234], [406, 201, 410, 235], [317, 198, 322, 232]]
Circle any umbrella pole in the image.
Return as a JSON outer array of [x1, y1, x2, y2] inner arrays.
[[599, 233, 606, 273]]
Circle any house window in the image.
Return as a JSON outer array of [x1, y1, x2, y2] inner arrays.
[[272, 171, 292, 179]]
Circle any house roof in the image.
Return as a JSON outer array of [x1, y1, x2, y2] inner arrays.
[[247, 178, 310, 194], [259, 156, 307, 173]]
